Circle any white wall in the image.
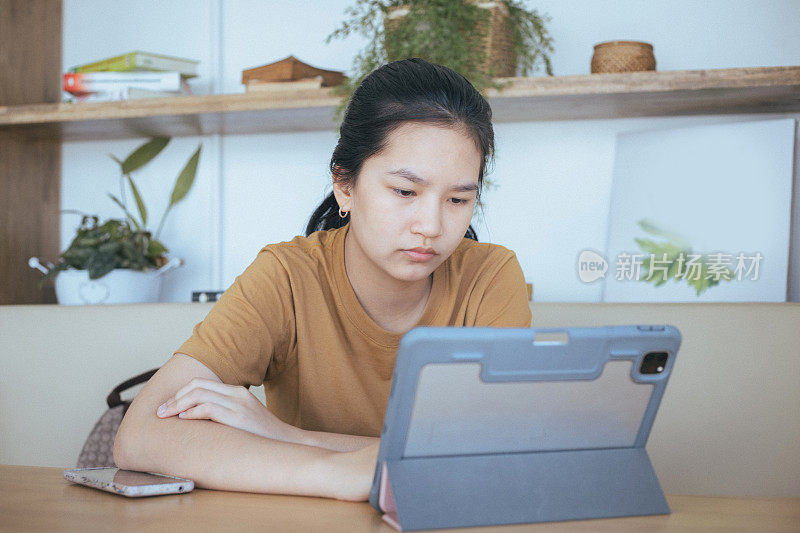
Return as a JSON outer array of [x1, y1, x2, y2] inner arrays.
[[61, 0, 800, 302]]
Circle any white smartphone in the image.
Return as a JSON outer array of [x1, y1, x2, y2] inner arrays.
[[63, 467, 194, 497]]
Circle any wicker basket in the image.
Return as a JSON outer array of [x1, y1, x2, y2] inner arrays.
[[384, 0, 516, 78], [591, 40, 656, 73]]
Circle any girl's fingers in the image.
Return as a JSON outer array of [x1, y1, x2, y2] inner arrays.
[[172, 377, 236, 402], [157, 388, 235, 418], [177, 403, 238, 426]]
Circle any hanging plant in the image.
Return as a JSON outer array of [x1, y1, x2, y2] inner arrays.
[[325, 0, 555, 121]]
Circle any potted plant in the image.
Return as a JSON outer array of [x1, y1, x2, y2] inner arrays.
[[31, 137, 202, 305], [325, 0, 555, 121]]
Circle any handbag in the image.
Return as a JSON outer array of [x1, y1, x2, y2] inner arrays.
[[77, 368, 159, 468]]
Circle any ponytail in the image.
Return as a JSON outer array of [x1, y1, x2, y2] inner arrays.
[[305, 192, 348, 236]]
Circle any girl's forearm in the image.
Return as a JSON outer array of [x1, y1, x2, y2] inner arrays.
[[291, 427, 380, 452], [116, 413, 344, 498]]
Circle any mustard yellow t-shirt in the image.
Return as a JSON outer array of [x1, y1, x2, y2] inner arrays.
[[174, 223, 532, 437]]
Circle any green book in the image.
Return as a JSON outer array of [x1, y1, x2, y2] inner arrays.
[[69, 51, 199, 78]]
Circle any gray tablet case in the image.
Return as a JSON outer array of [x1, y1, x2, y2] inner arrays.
[[369, 325, 681, 531]]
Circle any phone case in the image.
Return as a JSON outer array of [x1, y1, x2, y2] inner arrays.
[[369, 325, 681, 531], [64, 467, 194, 497]]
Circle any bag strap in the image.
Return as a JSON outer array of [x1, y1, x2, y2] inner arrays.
[[107, 368, 159, 408]]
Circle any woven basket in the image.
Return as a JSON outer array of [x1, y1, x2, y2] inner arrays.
[[384, 0, 516, 78], [591, 40, 656, 73]]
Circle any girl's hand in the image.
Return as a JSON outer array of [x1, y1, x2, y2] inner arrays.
[[156, 378, 300, 443]]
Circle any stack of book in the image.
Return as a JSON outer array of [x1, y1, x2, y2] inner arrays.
[[241, 55, 345, 93], [63, 51, 200, 102]]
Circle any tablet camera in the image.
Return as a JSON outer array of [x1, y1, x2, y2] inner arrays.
[[640, 352, 668, 374]]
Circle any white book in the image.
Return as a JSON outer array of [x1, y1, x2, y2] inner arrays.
[[65, 86, 189, 102], [63, 71, 182, 94]]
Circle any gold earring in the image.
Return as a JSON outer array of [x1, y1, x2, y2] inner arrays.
[[338, 207, 348, 218]]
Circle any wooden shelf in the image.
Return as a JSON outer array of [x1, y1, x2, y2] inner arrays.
[[0, 90, 344, 141], [487, 65, 800, 122], [1, 66, 798, 141]]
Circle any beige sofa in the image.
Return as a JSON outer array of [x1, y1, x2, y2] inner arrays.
[[1, 302, 798, 498]]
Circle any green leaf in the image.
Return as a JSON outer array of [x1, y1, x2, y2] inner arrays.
[[37, 263, 68, 287], [74, 233, 104, 248], [109, 154, 123, 166], [97, 241, 121, 255], [169, 145, 202, 206], [107, 193, 141, 231], [126, 175, 148, 227], [147, 239, 168, 257], [634, 238, 661, 254], [121, 137, 170, 174], [86, 252, 116, 279], [62, 247, 92, 267], [636, 219, 690, 249]]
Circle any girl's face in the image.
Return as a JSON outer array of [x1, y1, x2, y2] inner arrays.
[[334, 122, 482, 284]]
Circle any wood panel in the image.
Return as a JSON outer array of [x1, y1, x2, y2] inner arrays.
[[0, 0, 62, 304]]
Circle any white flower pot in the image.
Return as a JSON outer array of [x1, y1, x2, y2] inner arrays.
[[51, 258, 184, 305]]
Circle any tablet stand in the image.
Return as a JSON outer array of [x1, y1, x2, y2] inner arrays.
[[379, 447, 668, 530]]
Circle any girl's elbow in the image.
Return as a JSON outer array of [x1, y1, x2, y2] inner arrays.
[[112, 411, 148, 470], [112, 427, 134, 470]]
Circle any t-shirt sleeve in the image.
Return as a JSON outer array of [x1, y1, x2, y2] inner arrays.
[[472, 250, 533, 328], [173, 248, 295, 387]]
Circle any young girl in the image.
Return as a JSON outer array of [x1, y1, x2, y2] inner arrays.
[[114, 58, 532, 501]]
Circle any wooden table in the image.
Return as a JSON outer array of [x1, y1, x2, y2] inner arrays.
[[1, 465, 798, 532]]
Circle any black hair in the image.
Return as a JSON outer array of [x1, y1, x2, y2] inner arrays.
[[305, 58, 495, 241]]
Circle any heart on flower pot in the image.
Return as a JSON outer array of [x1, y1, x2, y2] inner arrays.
[[78, 279, 111, 304]]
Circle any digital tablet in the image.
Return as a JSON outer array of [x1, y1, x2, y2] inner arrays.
[[369, 325, 681, 530]]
